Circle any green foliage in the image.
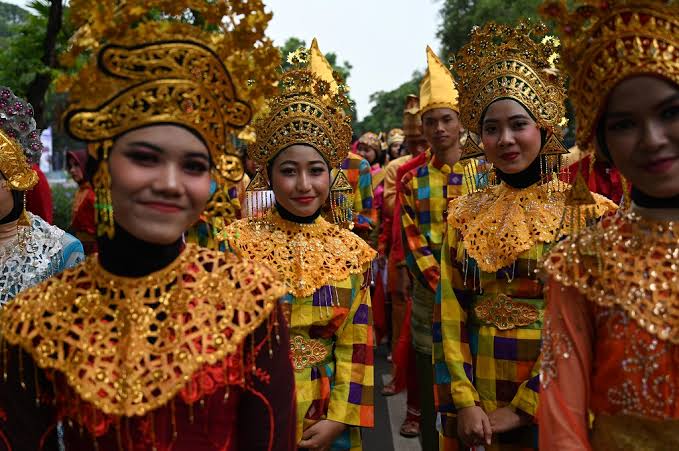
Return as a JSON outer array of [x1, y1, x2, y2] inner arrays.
[[52, 181, 75, 230], [354, 71, 422, 136], [0, 1, 29, 38], [437, 0, 543, 59]]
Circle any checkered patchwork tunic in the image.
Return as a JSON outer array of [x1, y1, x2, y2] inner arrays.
[[433, 227, 546, 449], [283, 274, 374, 450]]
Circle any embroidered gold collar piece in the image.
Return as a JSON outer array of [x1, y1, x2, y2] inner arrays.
[[223, 212, 375, 298], [543, 211, 679, 344], [0, 244, 284, 416], [448, 180, 616, 273]]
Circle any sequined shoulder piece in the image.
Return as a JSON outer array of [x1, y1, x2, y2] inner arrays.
[[543, 212, 679, 344], [448, 180, 616, 273], [223, 213, 376, 298], [0, 244, 285, 417]]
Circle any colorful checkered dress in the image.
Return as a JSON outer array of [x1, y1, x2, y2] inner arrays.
[[336, 152, 375, 230], [283, 274, 374, 450], [433, 225, 548, 450], [223, 212, 375, 451]]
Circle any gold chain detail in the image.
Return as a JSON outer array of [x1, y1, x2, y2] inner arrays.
[[474, 294, 539, 330], [290, 335, 329, 372], [0, 244, 284, 417], [448, 180, 616, 273], [543, 211, 679, 344], [222, 212, 375, 298]]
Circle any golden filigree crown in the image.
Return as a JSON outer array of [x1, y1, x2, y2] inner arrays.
[[540, 0, 679, 150], [249, 39, 353, 167], [453, 20, 567, 137], [59, 0, 279, 176]]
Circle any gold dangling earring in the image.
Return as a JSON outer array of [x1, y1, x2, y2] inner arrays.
[[93, 141, 115, 239], [245, 168, 273, 220], [329, 170, 354, 229], [16, 192, 31, 253], [619, 174, 631, 212]]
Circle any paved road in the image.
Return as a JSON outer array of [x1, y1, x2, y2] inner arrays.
[[363, 345, 423, 451]]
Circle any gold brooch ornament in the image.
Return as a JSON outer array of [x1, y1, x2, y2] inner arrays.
[[249, 38, 353, 168], [475, 294, 540, 330], [290, 335, 330, 371], [540, 0, 679, 151], [453, 20, 568, 160]]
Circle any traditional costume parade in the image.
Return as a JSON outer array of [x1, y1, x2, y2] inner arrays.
[[538, 0, 679, 449], [222, 39, 376, 451], [1, 0, 678, 449], [432, 20, 616, 450], [0, 87, 84, 307], [0, 1, 296, 450]]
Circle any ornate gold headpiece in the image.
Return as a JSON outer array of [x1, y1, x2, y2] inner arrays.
[[387, 128, 405, 146], [249, 38, 353, 167], [540, 0, 679, 150], [0, 87, 41, 191], [59, 0, 280, 171], [358, 132, 382, 151], [453, 20, 567, 138]]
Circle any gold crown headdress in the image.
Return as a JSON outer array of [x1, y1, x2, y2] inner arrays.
[[59, 1, 279, 238], [358, 132, 382, 152], [249, 38, 353, 168], [0, 87, 41, 192], [540, 0, 679, 151], [453, 20, 567, 147], [387, 128, 405, 146]]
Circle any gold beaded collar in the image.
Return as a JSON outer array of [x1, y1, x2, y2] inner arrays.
[[448, 180, 616, 273], [0, 244, 284, 417], [543, 210, 679, 344], [222, 212, 376, 298]]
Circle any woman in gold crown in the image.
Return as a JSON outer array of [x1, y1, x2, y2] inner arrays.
[[431, 21, 616, 450], [538, 1, 679, 449], [222, 39, 375, 451], [0, 86, 84, 306], [0, 3, 297, 450]]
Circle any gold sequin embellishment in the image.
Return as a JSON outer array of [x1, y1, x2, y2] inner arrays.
[[475, 294, 539, 330], [0, 244, 285, 417], [290, 335, 330, 371]]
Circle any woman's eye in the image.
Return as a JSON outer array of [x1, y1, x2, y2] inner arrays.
[[125, 151, 158, 165], [280, 168, 295, 176], [483, 126, 496, 134], [607, 119, 635, 132], [310, 167, 326, 176], [512, 121, 528, 130], [184, 160, 209, 174], [661, 105, 679, 120]]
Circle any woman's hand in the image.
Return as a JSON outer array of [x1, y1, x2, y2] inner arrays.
[[297, 419, 347, 450], [457, 406, 492, 447], [487, 407, 531, 434]]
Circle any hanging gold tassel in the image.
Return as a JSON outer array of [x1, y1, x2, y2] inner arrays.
[[329, 170, 354, 229], [17, 192, 31, 253], [93, 141, 115, 239], [245, 168, 273, 220]]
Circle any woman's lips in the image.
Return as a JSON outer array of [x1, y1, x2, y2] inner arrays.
[[292, 197, 316, 204], [643, 156, 678, 174], [500, 152, 520, 162], [141, 201, 183, 213]]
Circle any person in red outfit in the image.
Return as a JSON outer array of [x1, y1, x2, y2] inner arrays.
[[25, 163, 53, 224], [66, 150, 97, 254]]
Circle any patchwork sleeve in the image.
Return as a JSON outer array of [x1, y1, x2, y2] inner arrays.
[[433, 226, 479, 412], [327, 274, 374, 428], [353, 158, 376, 230], [510, 359, 541, 418], [400, 176, 440, 292]]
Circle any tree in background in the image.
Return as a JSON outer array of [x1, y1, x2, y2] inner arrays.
[[437, 0, 542, 59], [0, 1, 28, 38], [354, 71, 421, 136]]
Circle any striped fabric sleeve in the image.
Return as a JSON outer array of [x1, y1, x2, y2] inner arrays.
[[433, 226, 479, 412], [510, 358, 541, 418], [327, 273, 375, 428], [400, 175, 440, 292]]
